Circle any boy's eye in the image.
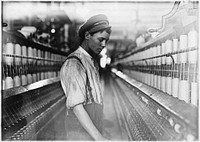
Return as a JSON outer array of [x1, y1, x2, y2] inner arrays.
[[98, 38, 109, 43], [98, 38, 104, 42]]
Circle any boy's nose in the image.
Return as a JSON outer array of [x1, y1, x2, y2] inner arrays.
[[101, 40, 106, 47]]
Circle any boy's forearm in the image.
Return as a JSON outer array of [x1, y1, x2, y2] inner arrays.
[[73, 104, 106, 140]]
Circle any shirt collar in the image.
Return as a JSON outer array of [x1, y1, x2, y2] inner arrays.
[[78, 46, 92, 58]]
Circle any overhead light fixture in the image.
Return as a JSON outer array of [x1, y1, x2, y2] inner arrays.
[[51, 28, 55, 33]]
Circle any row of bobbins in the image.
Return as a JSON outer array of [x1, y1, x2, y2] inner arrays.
[[124, 29, 198, 106], [2, 41, 66, 90]]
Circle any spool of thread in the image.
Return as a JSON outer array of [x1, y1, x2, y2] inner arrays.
[[4, 43, 14, 65], [2, 80, 5, 90], [49, 52, 51, 65], [14, 75, 21, 87], [53, 71, 55, 78], [165, 40, 173, 64], [188, 30, 197, 48], [52, 54, 54, 66], [188, 62, 197, 83], [45, 72, 48, 79], [45, 51, 48, 65], [28, 47, 33, 64], [188, 30, 197, 64], [161, 76, 166, 92], [14, 44, 21, 65], [5, 76, 14, 89], [43, 51, 46, 65], [172, 78, 179, 98], [157, 45, 161, 65], [157, 75, 161, 90], [154, 75, 157, 88], [21, 75, 27, 86], [51, 53, 55, 66], [22, 46, 27, 65], [27, 74, 33, 84], [37, 73, 40, 81], [147, 49, 151, 66], [48, 71, 51, 79], [180, 35, 188, 49], [141, 70, 145, 83], [155, 47, 158, 64], [47, 51, 50, 65], [191, 82, 198, 106], [32, 73, 37, 83], [140, 72, 143, 83], [148, 73, 151, 85], [179, 35, 188, 63], [48, 72, 52, 79], [151, 74, 154, 87], [33, 48, 37, 64], [173, 39, 179, 64], [41, 72, 45, 80], [151, 47, 155, 65], [47, 72, 49, 79], [161, 43, 165, 65], [166, 76, 172, 95], [52, 71, 54, 78], [145, 72, 148, 85], [37, 49, 41, 65], [179, 80, 190, 103], [188, 30, 197, 73], [49, 53, 52, 65], [144, 73, 147, 84]]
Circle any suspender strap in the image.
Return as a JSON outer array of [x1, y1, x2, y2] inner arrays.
[[66, 56, 86, 72], [66, 56, 94, 102]]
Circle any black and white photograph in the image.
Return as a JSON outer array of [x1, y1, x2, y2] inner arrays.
[[1, 0, 199, 141]]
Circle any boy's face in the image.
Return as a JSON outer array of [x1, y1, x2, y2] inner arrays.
[[88, 30, 110, 55]]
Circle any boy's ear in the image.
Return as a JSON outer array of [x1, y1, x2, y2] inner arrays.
[[85, 31, 90, 40]]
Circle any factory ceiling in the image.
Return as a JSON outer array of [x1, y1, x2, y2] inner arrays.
[[2, 1, 175, 55], [62, 1, 174, 41], [3, 1, 174, 38]]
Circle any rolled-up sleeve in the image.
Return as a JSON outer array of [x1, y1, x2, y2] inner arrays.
[[60, 59, 87, 109]]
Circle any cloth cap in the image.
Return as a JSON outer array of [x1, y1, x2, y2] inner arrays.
[[78, 14, 111, 38]]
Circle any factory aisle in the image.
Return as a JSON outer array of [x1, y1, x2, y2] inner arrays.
[[35, 73, 128, 141], [102, 73, 129, 141]]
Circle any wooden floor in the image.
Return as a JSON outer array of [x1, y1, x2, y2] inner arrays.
[[34, 74, 129, 141]]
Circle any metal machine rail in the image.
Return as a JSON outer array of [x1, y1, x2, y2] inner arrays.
[[2, 77, 60, 99], [2, 78, 65, 140], [111, 68, 198, 141]]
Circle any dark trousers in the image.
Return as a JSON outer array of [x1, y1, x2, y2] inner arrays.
[[65, 103, 103, 140]]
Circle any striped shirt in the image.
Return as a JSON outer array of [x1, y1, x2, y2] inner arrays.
[[60, 46, 103, 109]]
